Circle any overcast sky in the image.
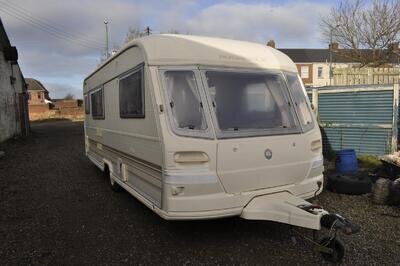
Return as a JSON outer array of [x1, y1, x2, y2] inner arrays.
[[0, 0, 336, 99]]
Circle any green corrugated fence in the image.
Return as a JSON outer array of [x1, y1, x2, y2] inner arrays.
[[307, 84, 399, 156]]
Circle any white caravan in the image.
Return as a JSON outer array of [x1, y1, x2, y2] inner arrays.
[[84, 35, 358, 262]]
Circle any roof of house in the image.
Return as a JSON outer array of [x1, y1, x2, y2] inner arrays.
[[25, 78, 49, 93], [0, 18, 11, 50], [86, 34, 298, 81], [279, 48, 400, 64]]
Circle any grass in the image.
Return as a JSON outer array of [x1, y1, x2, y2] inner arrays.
[[357, 155, 381, 169]]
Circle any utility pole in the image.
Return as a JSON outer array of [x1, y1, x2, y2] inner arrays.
[[329, 28, 333, 86], [104, 19, 109, 58]]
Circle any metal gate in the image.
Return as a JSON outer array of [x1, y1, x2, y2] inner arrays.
[[307, 84, 399, 155]]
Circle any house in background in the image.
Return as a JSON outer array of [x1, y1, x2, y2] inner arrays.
[[26, 78, 50, 104], [0, 17, 29, 142], [272, 42, 400, 87]]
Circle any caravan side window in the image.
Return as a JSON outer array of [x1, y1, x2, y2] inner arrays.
[[84, 94, 90, 114], [91, 87, 104, 119], [119, 67, 144, 118]]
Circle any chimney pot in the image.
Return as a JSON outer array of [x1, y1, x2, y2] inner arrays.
[[329, 42, 339, 50]]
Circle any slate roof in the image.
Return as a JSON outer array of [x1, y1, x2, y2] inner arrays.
[[25, 78, 49, 93], [0, 18, 11, 49], [279, 48, 400, 64]]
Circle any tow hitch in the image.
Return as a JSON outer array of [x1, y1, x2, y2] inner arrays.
[[297, 204, 360, 262], [241, 192, 360, 263]]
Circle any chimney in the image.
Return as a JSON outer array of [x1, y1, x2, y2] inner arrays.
[[388, 42, 399, 52], [329, 42, 339, 50], [267, 40, 275, 48]]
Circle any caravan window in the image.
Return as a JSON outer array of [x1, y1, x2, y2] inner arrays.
[[84, 94, 90, 114], [119, 67, 144, 118], [204, 71, 297, 135], [164, 71, 207, 131], [285, 73, 314, 132], [91, 87, 104, 119]]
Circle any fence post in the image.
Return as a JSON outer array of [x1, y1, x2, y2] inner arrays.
[[312, 88, 319, 119], [391, 83, 399, 153]]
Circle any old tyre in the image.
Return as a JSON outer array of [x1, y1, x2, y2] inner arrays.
[[327, 174, 371, 195], [319, 237, 345, 263]]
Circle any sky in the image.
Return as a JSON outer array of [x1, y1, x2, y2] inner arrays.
[[0, 0, 337, 99]]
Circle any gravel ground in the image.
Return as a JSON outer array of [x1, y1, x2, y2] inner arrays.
[[0, 120, 399, 265]]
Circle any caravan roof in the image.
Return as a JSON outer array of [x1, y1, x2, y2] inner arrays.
[[85, 34, 298, 81]]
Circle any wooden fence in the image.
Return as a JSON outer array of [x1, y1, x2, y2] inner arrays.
[[333, 67, 400, 86]]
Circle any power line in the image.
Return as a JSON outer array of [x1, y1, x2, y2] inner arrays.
[[0, 7, 103, 50], [0, 3, 105, 50], [0, 0, 105, 47]]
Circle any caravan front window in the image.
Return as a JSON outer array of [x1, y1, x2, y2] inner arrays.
[[285, 73, 314, 132], [204, 71, 298, 137], [164, 71, 207, 131]]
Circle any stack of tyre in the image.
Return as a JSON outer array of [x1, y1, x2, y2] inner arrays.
[[327, 149, 400, 206], [327, 149, 371, 195]]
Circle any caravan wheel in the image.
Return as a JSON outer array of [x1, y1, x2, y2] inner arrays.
[[319, 237, 345, 263]]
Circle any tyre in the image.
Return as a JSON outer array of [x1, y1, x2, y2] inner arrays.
[[319, 237, 345, 263], [327, 174, 371, 195]]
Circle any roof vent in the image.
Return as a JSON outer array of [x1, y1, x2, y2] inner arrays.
[[267, 40, 276, 48]]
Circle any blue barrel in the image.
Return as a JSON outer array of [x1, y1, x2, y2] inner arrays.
[[335, 149, 358, 173]]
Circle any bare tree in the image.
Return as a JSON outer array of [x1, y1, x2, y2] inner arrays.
[[124, 27, 148, 44], [321, 0, 400, 66]]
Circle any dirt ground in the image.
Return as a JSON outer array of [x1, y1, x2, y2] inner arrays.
[[0, 120, 399, 265]]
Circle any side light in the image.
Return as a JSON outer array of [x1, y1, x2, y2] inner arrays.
[[311, 139, 322, 151], [174, 151, 209, 163]]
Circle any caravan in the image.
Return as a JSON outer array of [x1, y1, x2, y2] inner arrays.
[[84, 35, 358, 261]]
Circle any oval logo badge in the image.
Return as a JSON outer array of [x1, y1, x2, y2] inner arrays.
[[264, 149, 272, 160]]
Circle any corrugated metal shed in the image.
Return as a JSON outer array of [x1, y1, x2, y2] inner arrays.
[[307, 84, 398, 156]]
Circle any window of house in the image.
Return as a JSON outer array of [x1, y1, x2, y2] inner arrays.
[[300, 66, 309, 79], [28, 92, 31, 100], [84, 94, 90, 114], [119, 67, 144, 118], [37, 93, 41, 99], [91, 87, 104, 119], [317, 67, 323, 78]]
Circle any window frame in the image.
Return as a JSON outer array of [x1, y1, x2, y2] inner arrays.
[[159, 67, 214, 139], [283, 72, 315, 133], [90, 86, 105, 120], [199, 67, 302, 139], [300, 66, 309, 79], [317, 66, 323, 79], [84, 94, 90, 114], [118, 64, 145, 119]]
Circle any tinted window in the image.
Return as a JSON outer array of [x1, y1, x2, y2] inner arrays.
[[164, 71, 207, 130], [84, 94, 90, 114], [205, 71, 296, 132], [91, 88, 104, 119], [119, 68, 144, 118]]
